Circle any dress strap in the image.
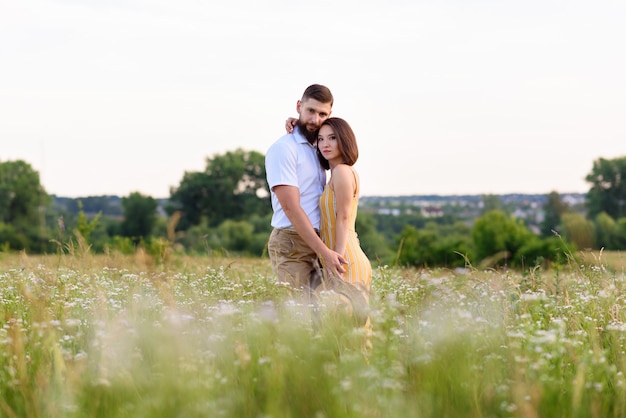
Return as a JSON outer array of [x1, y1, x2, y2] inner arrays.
[[350, 166, 359, 198]]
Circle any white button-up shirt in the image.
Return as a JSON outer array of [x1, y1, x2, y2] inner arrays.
[[265, 126, 327, 229]]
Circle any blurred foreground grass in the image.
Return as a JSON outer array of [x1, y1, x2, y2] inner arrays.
[[1, 250, 626, 417]]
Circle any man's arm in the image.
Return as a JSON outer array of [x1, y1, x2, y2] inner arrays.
[[273, 185, 346, 277]]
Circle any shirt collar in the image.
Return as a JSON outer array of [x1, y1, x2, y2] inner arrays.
[[294, 125, 315, 147]]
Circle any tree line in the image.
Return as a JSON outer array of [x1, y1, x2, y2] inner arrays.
[[2, 152, 626, 270]]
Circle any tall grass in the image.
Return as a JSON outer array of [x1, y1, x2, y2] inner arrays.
[[0, 251, 625, 417]]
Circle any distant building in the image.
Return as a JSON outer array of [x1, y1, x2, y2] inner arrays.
[[377, 208, 401, 216], [512, 208, 527, 219], [421, 206, 443, 218]]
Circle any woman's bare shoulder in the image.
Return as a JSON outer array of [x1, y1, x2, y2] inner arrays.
[[332, 163, 354, 176], [331, 164, 357, 194]]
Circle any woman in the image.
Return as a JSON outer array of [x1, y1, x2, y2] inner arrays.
[[315, 117, 372, 308], [285, 116, 372, 311], [285, 116, 372, 348]]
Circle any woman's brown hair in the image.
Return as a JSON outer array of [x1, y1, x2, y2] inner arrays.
[[317, 117, 359, 170]]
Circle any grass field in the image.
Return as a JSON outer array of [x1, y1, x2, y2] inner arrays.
[[1, 249, 626, 417]]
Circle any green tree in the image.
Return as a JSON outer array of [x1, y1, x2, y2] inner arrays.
[[394, 221, 473, 268], [585, 156, 626, 219], [0, 160, 49, 251], [594, 212, 620, 250], [354, 212, 393, 263], [515, 236, 565, 269], [0, 223, 28, 250], [396, 225, 438, 267], [217, 220, 255, 253], [121, 192, 158, 243], [618, 218, 626, 249], [64, 195, 123, 217], [541, 191, 569, 238], [168, 149, 270, 229], [372, 212, 427, 244], [430, 222, 474, 267], [560, 212, 594, 250], [481, 194, 502, 214], [75, 200, 102, 248], [167, 171, 210, 228], [472, 210, 534, 266]]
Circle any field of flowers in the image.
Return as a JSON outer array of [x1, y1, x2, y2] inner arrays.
[[0, 250, 625, 417]]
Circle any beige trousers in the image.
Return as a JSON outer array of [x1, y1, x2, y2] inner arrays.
[[267, 228, 322, 294]]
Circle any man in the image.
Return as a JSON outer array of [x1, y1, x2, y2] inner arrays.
[[265, 84, 347, 294]]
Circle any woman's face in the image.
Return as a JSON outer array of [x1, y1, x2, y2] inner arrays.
[[317, 125, 341, 164]]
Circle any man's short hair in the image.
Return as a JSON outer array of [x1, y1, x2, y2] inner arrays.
[[302, 84, 334, 106]]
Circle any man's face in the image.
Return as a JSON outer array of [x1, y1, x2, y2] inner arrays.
[[296, 98, 332, 135]]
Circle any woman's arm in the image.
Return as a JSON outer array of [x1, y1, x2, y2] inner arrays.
[[285, 117, 297, 133], [330, 164, 355, 258]]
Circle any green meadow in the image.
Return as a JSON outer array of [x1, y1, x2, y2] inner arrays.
[[1, 250, 625, 417]]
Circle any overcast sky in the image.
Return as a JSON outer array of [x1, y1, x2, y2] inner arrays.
[[1, 0, 625, 198]]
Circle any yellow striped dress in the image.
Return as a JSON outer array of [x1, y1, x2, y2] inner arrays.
[[319, 171, 372, 301]]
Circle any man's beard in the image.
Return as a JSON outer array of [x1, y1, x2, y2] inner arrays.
[[297, 120, 319, 145]]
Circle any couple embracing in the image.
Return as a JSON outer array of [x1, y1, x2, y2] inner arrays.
[[265, 84, 372, 329]]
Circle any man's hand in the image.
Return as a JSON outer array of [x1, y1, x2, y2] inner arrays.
[[319, 246, 347, 278], [274, 185, 345, 275]]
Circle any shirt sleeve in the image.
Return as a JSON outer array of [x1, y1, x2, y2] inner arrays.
[[266, 138, 298, 190]]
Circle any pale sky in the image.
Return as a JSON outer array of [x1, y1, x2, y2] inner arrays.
[[1, 0, 625, 198]]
